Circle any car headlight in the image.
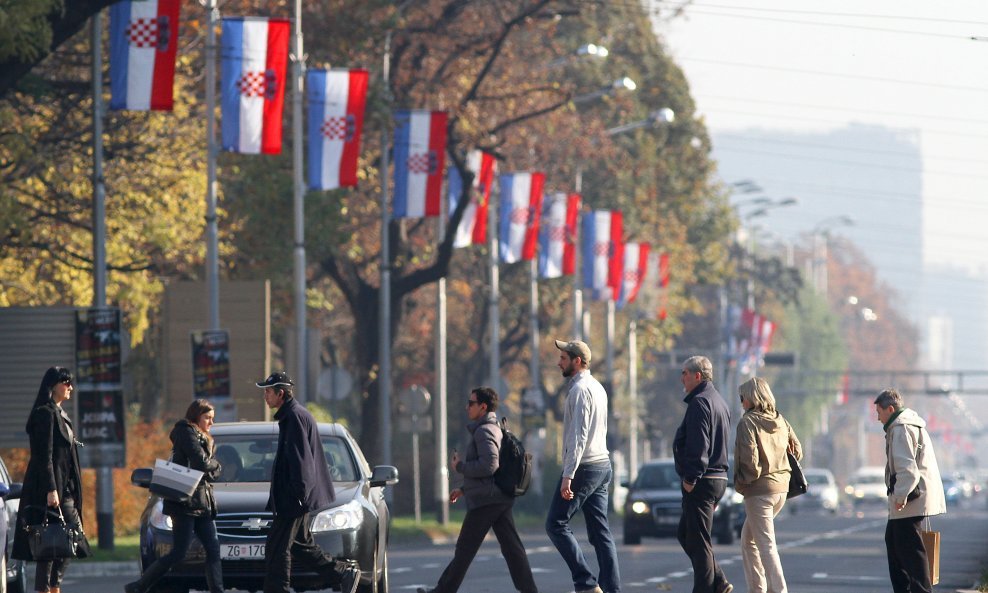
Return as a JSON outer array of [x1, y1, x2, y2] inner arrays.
[[311, 500, 363, 532], [149, 499, 173, 531], [630, 501, 649, 515]]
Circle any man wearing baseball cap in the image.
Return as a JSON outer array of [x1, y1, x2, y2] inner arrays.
[[256, 371, 360, 593], [544, 340, 620, 593]]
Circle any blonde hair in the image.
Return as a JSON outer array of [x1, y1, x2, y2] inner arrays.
[[739, 377, 777, 415]]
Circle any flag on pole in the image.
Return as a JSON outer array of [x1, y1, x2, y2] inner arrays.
[[109, 0, 181, 111], [306, 68, 369, 190], [617, 242, 650, 309], [498, 172, 545, 263], [539, 193, 580, 278], [582, 210, 622, 300], [658, 252, 670, 320], [448, 151, 497, 247], [220, 17, 290, 154], [393, 110, 448, 218]]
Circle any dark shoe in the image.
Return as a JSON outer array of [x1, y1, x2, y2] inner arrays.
[[338, 562, 360, 593], [717, 583, 733, 593]]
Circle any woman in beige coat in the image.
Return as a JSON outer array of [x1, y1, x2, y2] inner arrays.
[[734, 377, 802, 593]]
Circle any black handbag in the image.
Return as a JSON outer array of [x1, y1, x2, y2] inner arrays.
[[787, 450, 808, 499], [27, 507, 82, 560]]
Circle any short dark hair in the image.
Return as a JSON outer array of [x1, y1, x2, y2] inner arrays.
[[471, 386, 498, 412], [874, 388, 904, 410]]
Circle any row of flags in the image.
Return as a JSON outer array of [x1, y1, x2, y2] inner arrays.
[[105, 4, 667, 312], [728, 306, 777, 375]]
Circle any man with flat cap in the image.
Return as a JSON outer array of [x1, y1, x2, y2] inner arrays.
[[544, 340, 620, 593], [256, 371, 360, 593]]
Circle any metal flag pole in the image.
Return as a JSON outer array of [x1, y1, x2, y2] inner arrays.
[[91, 10, 114, 550], [528, 257, 540, 414], [628, 319, 638, 481], [435, 215, 449, 524], [291, 0, 308, 401], [606, 297, 615, 388], [379, 31, 393, 472], [573, 169, 583, 341], [205, 0, 219, 330], [488, 178, 501, 387]]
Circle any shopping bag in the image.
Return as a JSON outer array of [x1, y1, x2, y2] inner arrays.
[[149, 458, 204, 502], [922, 519, 940, 585]]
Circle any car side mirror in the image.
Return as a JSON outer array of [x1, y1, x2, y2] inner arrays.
[[369, 465, 399, 488], [6, 482, 21, 499], [131, 467, 153, 488]]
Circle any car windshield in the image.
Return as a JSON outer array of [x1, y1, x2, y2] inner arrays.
[[636, 464, 681, 489], [806, 474, 831, 486], [212, 435, 358, 483], [855, 474, 884, 485]]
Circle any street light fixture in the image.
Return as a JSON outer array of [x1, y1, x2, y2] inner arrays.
[[577, 43, 609, 58], [605, 107, 675, 136], [572, 77, 638, 104]]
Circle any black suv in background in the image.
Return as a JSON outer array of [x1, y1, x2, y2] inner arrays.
[[131, 422, 398, 593]]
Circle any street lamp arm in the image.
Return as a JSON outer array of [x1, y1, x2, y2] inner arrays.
[[485, 97, 571, 136]]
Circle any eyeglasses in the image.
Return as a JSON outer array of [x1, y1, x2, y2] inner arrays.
[[467, 400, 480, 407]]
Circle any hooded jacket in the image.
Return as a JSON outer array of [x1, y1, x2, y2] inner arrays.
[[162, 420, 221, 518], [455, 411, 511, 510], [884, 408, 946, 519], [733, 408, 802, 497]]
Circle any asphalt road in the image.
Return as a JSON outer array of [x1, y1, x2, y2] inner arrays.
[[59, 498, 987, 593]]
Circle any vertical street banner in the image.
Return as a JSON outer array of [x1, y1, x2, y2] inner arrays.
[[75, 307, 126, 468], [191, 330, 232, 399], [306, 68, 369, 190], [109, 0, 181, 111]]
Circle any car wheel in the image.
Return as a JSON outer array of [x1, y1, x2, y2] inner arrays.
[[623, 529, 641, 545], [7, 560, 25, 593]]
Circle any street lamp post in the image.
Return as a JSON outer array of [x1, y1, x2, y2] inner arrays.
[[811, 215, 854, 296]]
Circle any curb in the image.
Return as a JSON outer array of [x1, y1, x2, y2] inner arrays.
[[65, 560, 141, 577]]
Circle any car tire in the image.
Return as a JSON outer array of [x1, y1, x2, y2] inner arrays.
[[358, 544, 379, 593], [623, 529, 641, 545]]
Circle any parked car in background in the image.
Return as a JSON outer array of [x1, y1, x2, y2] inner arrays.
[[0, 454, 26, 593], [845, 466, 887, 506], [131, 422, 398, 593], [622, 459, 739, 546], [789, 468, 840, 514], [942, 476, 963, 506]]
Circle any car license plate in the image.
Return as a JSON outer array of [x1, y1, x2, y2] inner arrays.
[[656, 515, 678, 525], [221, 543, 265, 559]]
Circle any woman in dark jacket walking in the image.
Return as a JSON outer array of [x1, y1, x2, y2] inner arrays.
[[125, 399, 224, 593], [12, 366, 91, 593]]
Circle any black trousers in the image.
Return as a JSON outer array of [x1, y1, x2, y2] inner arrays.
[[34, 498, 79, 592], [433, 501, 537, 593], [677, 479, 729, 593], [263, 513, 339, 593], [885, 516, 932, 593]]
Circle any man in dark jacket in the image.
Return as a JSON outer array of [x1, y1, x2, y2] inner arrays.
[[672, 356, 733, 593], [257, 372, 360, 593], [417, 387, 538, 593]]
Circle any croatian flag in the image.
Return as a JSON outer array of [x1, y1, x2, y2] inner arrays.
[[393, 110, 448, 218], [448, 151, 497, 247], [307, 68, 369, 190], [109, 0, 181, 111], [617, 242, 650, 309], [539, 193, 580, 278], [220, 18, 290, 154], [499, 172, 545, 264], [582, 210, 623, 300]]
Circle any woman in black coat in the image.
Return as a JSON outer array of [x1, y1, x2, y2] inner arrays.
[[125, 399, 224, 593], [12, 366, 91, 593]]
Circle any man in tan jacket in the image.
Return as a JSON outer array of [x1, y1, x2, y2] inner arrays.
[[875, 388, 946, 593]]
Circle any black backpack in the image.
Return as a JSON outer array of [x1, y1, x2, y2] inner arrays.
[[493, 417, 533, 497]]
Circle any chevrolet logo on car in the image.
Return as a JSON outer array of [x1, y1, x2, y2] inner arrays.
[[241, 517, 271, 530]]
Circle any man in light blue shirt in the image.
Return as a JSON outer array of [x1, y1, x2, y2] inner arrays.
[[545, 339, 620, 593]]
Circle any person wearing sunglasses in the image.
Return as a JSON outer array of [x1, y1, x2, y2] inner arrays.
[[417, 387, 537, 593], [12, 367, 91, 593]]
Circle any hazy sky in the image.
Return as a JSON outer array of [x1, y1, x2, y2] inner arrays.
[[656, 0, 988, 273]]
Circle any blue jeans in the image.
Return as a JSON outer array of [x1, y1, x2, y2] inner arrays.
[[545, 462, 620, 593]]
